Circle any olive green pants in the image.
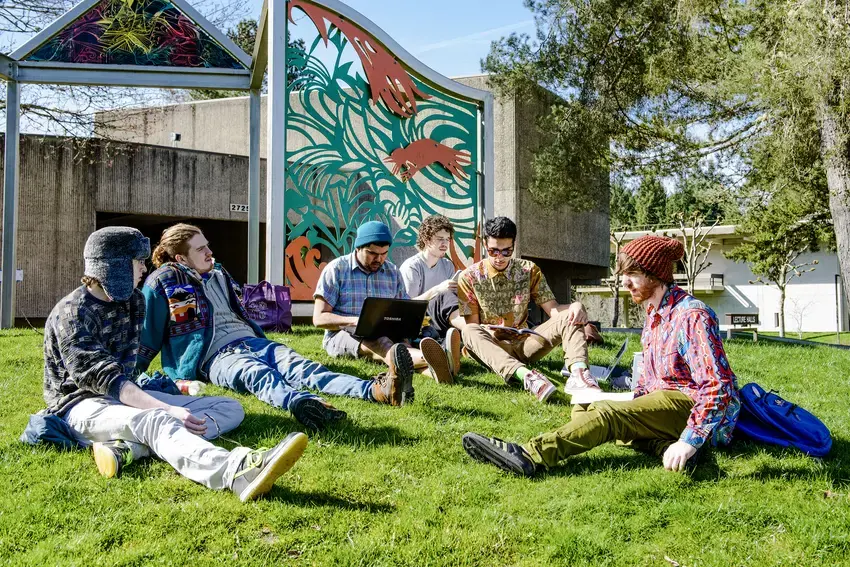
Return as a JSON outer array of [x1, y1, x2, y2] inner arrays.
[[523, 390, 694, 468]]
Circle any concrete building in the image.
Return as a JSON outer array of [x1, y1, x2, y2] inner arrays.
[[0, 76, 610, 322], [578, 225, 848, 334], [95, 75, 611, 300], [0, 134, 271, 320]]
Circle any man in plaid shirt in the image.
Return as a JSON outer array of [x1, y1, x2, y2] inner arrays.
[[462, 234, 740, 475], [313, 221, 418, 405]]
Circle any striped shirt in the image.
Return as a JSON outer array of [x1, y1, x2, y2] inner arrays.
[[637, 285, 740, 449]]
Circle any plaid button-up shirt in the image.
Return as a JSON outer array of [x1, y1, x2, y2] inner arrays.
[[314, 251, 408, 319], [637, 284, 740, 449]]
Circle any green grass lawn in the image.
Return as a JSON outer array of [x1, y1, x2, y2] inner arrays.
[[759, 331, 850, 345], [1, 326, 849, 566]]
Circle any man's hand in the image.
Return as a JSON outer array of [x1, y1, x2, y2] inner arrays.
[[565, 302, 588, 326], [436, 279, 458, 294], [662, 440, 697, 471], [167, 406, 207, 436]]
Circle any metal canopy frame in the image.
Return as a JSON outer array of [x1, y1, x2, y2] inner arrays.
[[0, 0, 261, 328], [1, 0, 496, 327], [255, 0, 495, 286]]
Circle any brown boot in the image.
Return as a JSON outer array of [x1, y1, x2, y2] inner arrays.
[[372, 344, 414, 405]]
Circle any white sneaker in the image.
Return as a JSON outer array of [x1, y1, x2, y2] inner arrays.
[[523, 369, 556, 402], [563, 367, 601, 393]]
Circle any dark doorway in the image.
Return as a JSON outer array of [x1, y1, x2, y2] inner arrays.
[[96, 212, 267, 284]]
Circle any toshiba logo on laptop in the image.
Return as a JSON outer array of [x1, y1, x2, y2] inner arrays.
[[384, 316, 402, 321]]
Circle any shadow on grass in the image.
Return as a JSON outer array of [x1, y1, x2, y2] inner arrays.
[[726, 437, 850, 486], [318, 420, 421, 448], [417, 401, 504, 422], [268, 485, 395, 513], [539, 436, 850, 484]]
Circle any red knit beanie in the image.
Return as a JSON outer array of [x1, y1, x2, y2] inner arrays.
[[621, 235, 684, 283]]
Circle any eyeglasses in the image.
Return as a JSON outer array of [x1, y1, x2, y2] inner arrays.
[[487, 247, 514, 258]]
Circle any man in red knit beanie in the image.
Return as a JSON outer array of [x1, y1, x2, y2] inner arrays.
[[461, 234, 740, 475]]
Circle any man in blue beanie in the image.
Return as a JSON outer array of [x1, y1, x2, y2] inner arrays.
[[42, 227, 307, 502], [314, 221, 448, 397]]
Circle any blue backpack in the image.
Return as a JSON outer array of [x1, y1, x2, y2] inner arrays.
[[735, 382, 832, 458]]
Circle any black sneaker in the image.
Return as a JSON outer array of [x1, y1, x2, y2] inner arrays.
[[462, 432, 537, 477], [290, 398, 347, 431], [231, 432, 308, 503], [93, 440, 134, 478]]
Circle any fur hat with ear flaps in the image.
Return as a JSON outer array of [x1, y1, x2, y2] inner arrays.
[[84, 227, 150, 301]]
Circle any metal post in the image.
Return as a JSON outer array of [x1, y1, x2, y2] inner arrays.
[[247, 88, 261, 284], [1, 79, 21, 329], [265, 0, 287, 285]]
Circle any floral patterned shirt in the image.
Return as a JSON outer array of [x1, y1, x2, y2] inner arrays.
[[637, 285, 740, 449], [457, 258, 556, 328]]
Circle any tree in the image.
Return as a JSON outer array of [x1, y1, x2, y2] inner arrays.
[[665, 166, 742, 225], [482, 1, 850, 297], [0, 0, 251, 135], [726, 193, 827, 338], [606, 230, 628, 327], [609, 181, 636, 229], [189, 19, 307, 100], [664, 213, 719, 295], [634, 176, 666, 228]]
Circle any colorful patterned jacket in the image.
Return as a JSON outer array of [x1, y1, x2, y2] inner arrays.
[[637, 284, 740, 449], [138, 262, 264, 380]]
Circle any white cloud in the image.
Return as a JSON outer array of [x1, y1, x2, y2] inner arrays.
[[415, 19, 534, 54]]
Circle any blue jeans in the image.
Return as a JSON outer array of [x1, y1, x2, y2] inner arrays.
[[206, 337, 374, 411]]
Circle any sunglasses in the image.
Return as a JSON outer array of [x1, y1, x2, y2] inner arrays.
[[487, 247, 514, 258]]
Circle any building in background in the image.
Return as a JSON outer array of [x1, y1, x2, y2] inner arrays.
[[577, 225, 847, 334], [0, 76, 610, 322]]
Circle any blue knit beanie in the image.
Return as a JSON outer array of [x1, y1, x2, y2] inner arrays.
[[354, 221, 393, 248]]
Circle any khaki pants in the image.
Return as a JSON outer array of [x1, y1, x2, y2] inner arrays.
[[522, 390, 694, 468], [461, 311, 588, 382]]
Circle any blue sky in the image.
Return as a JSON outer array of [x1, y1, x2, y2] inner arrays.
[[251, 0, 535, 78]]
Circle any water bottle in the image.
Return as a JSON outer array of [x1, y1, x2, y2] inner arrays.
[[175, 379, 206, 396]]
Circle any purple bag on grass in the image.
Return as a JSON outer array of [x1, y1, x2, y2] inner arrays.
[[241, 281, 292, 333]]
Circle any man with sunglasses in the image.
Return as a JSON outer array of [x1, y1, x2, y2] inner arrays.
[[457, 217, 598, 402], [313, 221, 416, 404]]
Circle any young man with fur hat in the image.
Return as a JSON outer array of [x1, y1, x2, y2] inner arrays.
[[43, 227, 306, 502], [139, 224, 409, 434], [462, 234, 740, 475], [313, 220, 451, 393]]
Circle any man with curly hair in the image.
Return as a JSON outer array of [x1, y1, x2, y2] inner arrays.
[[399, 214, 465, 384], [139, 224, 413, 435]]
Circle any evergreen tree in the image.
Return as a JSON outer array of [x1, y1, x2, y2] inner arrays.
[[634, 177, 667, 228]]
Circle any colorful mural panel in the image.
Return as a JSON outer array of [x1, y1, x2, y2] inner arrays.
[[25, 0, 245, 69], [285, 0, 482, 294]]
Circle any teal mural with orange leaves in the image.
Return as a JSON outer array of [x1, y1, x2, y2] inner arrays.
[[284, 0, 482, 298]]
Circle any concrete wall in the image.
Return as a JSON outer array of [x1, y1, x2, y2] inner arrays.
[[95, 75, 610, 302], [0, 135, 268, 318]]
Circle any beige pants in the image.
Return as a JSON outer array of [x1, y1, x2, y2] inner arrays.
[[462, 310, 588, 382]]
